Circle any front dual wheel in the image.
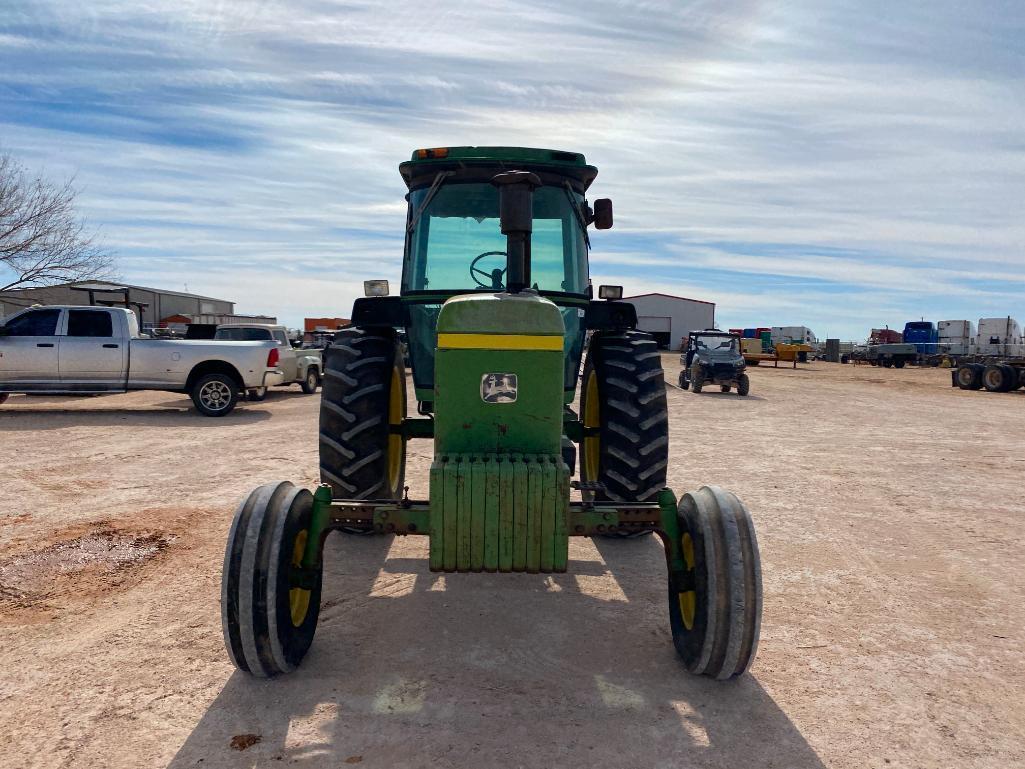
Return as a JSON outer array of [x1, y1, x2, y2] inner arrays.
[[222, 481, 323, 677], [667, 486, 762, 679]]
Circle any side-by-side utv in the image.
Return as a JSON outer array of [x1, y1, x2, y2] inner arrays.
[[679, 330, 750, 395], [221, 147, 762, 681]]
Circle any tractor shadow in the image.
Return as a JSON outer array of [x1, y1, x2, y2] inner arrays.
[[168, 534, 824, 769]]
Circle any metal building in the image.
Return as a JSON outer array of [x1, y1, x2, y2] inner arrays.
[[623, 292, 716, 351], [0, 281, 237, 329]]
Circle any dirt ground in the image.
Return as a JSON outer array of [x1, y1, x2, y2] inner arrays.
[[1, 360, 1023, 769]]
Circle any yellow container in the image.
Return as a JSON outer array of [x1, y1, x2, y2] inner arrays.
[[741, 338, 763, 356], [775, 343, 811, 361]]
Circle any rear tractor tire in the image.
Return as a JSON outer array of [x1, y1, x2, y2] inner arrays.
[[668, 486, 761, 679], [222, 481, 323, 677], [320, 328, 407, 500], [580, 330, 669, 504]]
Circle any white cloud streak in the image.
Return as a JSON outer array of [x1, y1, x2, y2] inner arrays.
[[1, 0, 1022, 337]]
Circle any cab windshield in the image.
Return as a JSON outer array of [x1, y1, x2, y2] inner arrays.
[[402, 182, 588, 295], [692, 335, 737, 352]]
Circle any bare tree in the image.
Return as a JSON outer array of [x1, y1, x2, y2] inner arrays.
[[0, 151, 116, 292]]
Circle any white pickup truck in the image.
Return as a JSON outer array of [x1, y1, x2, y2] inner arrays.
[[0, 305, 284, 416], [213, 323, 322, 400]]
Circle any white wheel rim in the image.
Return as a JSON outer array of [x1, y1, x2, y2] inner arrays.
[[201, 381, 231, 410]]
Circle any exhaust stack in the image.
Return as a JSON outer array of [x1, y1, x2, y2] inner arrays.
[[491, 171, 542, 293]]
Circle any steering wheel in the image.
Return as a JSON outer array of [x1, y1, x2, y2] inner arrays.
[[470, 251, 507, 290]]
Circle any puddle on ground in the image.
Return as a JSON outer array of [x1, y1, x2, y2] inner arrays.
[[0, 529, 174, 610]]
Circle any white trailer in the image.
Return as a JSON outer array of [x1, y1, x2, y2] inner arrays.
[[938, 320, 975, 356], [770, 326, 817, 345], [976, 317, 1022, 357]]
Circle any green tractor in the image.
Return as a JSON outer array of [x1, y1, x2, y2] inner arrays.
[[221, 147, 761, 680]]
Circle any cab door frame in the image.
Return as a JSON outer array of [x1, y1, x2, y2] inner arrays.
[[0, 307, 65, 389]]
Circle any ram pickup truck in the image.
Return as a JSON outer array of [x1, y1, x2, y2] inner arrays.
[[0, 305, 284, 416], [213, 323, 322, 400]]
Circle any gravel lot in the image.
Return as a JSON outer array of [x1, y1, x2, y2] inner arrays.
[[1, 361, 1022, 768]]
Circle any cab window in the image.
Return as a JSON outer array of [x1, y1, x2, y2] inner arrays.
[[272, 330, 289, 346], [215, 327, 272, 341], [67, 310, 113, 337], [3, 309, 61, 336]]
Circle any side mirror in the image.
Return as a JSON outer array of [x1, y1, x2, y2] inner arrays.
[[593, 198, 613, 230]]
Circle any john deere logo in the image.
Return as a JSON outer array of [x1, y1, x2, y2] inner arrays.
[[481, 373, 518, 404]]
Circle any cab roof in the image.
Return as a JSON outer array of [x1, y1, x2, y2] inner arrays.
[[399, 146, 598, 191]]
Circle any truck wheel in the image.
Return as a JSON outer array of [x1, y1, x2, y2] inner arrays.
[[983, 364, 1014, 393], [301, 368, 321, 394], [999, 364, 1021, 391], [320, 328, 406, 500], [580, 330, 668, 503], [668, 486, 761, 679], [192, 373, 239, 416], [893, 360, 906, 369], [1009, 365, 1024, 390], [881, 359, 893, 368], [737, 374, 750, 396], [678, 371, 689, 390], [956, 364, 983, 390], [247, 387, 268, 401], [720, 385, 731, 393], [691, 364, 704, 393], [222, 481, 322, 677]]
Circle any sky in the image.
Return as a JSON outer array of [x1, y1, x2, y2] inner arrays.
[[0, 0, 1022, 339]]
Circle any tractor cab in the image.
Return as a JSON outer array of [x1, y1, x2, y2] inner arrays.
[[356, 147, 613, 406]]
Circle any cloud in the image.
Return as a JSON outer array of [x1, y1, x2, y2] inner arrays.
[[1, 0, 1022, 339]]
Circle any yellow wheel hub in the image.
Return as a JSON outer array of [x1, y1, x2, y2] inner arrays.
[[289, 530, 311, 627], [678, 532, 696, 630], [582, 370, 600, 481], [387, 364, 403, 494]]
